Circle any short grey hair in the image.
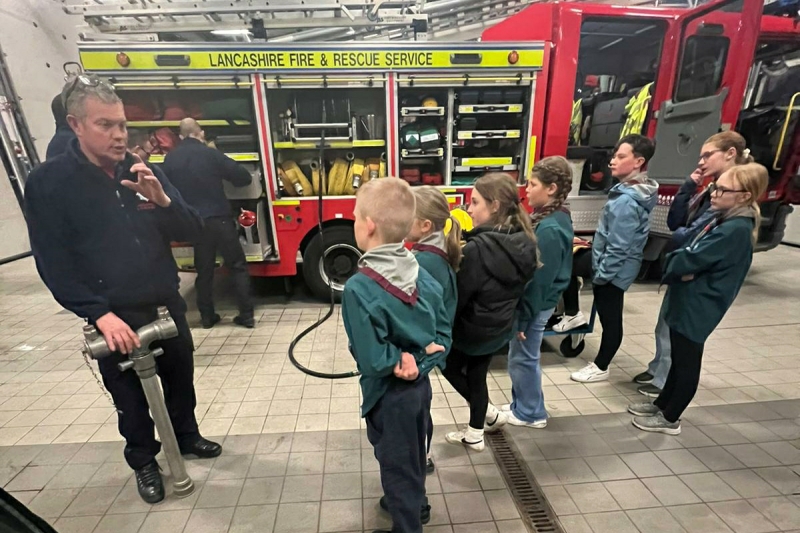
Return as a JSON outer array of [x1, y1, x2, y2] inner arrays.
[[61, 75, 121, 118]]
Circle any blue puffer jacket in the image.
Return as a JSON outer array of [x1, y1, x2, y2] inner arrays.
[[592, 173, 659, 291]]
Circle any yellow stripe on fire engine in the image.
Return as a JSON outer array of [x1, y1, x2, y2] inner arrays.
[[149, 152, 259, 164], [459, 157, 514, 167], [80, 48, 544, 72], [525, 136, 538, 179]]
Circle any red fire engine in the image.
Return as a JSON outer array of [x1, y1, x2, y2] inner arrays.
[[75, 0, 799, 299]]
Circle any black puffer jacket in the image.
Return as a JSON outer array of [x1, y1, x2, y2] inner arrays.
[[453, 225, 538, 347]]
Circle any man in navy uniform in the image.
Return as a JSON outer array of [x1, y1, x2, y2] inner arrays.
[[163, 118, 255, 329], [24, 76, 222, 504]]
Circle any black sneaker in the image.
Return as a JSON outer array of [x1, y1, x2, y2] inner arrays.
[[379, 496, 431, 525], [638, 384, 662, 398], [233, 315, 255, 328], [426, 457, 435, 475], [633, 371, 654, 385], [201, 314, 221, 329], [135, 460, 164, 504]]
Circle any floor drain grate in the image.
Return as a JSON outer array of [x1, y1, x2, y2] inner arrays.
[[487, 431, 563, 533]]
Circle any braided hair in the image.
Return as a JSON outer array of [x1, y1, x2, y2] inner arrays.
[[529, 156, 573, 228]]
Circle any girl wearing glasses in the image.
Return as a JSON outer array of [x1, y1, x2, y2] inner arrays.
[[629, 163, 768, 434], [634, 131, 754, 397]]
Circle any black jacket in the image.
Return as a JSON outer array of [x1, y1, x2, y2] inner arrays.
[[46, 94, 75, 160], [667, 178, 711, 231], [162, 137, 252, 219], [24, 138, 203, 322], [453, 225, 538, 345]]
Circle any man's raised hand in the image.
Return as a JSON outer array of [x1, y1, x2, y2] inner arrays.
[[121, 153, 171, 208]]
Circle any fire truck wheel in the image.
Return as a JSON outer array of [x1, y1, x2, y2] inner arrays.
[[560, 336, 585, 358], [302, 226, 362, 302]]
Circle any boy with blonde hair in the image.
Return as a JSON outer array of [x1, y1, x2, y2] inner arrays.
[[343, 177, 451, 533]]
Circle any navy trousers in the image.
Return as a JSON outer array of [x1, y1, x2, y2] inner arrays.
[[366, 376, 432, 533]]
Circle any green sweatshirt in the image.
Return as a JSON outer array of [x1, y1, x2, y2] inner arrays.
[[517, 210, 574, 330], [663, 215, 754, 344], [342, 266, 452, 417], [412, 243, 458, 327]]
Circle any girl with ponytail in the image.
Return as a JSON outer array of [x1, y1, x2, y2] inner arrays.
[[406, 186, 461, 473], [499, 157, 574, 428], [442, 173, 538, 452], [630, 163, 768, 435]]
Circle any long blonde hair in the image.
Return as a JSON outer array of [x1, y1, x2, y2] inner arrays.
[[529, 156, 573, 228], [474, 173, 536, 242], [725, 163, 768, 244], [413, 186, 463, 272]]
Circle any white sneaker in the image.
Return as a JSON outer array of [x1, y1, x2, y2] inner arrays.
[[570, 362, 609, 383], [445, 426, 485, 452], [506, 411, 547, 429], [485, 408, 507, 433], [498, 403, 512, 412], [552, 312, 588, 333]]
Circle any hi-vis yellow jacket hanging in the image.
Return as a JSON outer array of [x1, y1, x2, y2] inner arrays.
[[621, 83, 653, 138]]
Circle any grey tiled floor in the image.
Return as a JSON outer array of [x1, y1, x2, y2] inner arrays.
[[1, 244, 800, 532]]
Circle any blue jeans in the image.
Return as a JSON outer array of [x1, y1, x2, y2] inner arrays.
[[646, 296, 672, 389], [507, 308, 553, 423]]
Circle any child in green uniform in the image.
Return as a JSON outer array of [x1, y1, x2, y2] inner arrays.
[[628, 163, 768, 435], [406, 186, 462, 474], [343, 177, 452, 533], [502, 157, 574, 428]]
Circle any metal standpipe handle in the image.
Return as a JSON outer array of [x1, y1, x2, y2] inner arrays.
[[81, 307, 194, 498]]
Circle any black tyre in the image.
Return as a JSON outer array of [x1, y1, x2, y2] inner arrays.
[[560, 336, 585, 358], [302, 226, 362, 302]]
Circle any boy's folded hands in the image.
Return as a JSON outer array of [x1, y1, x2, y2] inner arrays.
[[425, 342, 445, 355], [394, 352, 419, 381], [393, 343, 445, 381]]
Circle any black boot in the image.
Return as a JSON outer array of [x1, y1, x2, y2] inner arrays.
[[135, 461, 164, 504], [233, 315, 255, 328], [180, 436, 223, 459], [202, 314, 221, 329], [426, 457, 435, 475], [379, 496, 431, 525]]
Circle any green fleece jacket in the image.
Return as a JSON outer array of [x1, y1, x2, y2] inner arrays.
[[517, 210, 573, 330], [663, 214, 755, 344], [412, 242, 458, 328], [342, 247, 451, 417]]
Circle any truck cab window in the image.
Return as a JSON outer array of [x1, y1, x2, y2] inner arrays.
[[675, 35, 730, 102], [569, 18, 666, 193]]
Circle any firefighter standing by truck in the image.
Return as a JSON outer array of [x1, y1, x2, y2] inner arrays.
[[163, 118, 256, 329], [24, 76, 223, 504]]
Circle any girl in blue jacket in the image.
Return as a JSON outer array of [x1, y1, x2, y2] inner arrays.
[[629, 163, 768, 435], [569, 135, 659, 383], [634, 131, 753, 397], [501, 157, 574, 428]]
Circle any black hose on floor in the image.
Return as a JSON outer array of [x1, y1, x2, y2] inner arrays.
[[287, 100, 360, 380]]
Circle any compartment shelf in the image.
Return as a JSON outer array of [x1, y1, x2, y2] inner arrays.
[[457, 104, 524, 114], [401, 148, 444, 159], [456, 130, 521, 140], [273, 140, 385, 149], [454, 164, 518, 173], [127, 119, 251, 127], [149, 152, 259, 164], [401, 106, 446, 117]]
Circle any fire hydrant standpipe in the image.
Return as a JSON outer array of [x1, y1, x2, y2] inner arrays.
[[82, 307, 194, 498]]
